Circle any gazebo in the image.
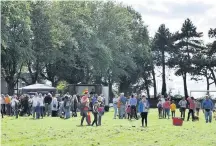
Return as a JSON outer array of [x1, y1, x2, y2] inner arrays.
[[19, 83, 56, 94]]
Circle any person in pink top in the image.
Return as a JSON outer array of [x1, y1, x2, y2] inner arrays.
[[187, 97, 195, 121], [164, 98, 171, 119]]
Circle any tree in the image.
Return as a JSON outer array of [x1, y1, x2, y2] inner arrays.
[[169, 18, 203, 98], [1, 2, 32, 94], [152, 24, 172, 96]]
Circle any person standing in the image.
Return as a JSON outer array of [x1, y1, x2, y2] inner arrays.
[[1, 95, 6, 115], [159, 95, 165, 118], [195, 99, 201, 117], [170, 100, 176, 118], [38, 93, 44, 119], [32, 94, 39, 119], [157, 100, 163, 119], [129, 94, 138, 120], [187, 97, 195, 121], [80, 91, 90, 126], [63, 96, 71, 119], [164, 98, 171, 119], [91, 101, 99, 126], [97, 96, 104, 126], [5, 95, 11, 116], [178, 97, 187, 120], [119, 93, 127, 119], [71, 95, 78, 117], [44, 93, 52, 116], [202, 95, 214, 123], [138, 95, 150, 127], [51, 96, 58, 117], [113, 95, 118, 119]]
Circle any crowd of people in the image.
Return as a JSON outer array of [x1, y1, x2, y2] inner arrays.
[[1, 91, 216, 127], [113, 93, 216, 127], [0, 91, 106, 126]]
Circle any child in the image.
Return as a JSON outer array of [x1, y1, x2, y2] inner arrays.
[[91, 101, 99, 126], [157, 100, 163, 119], [126, 105, 131, 119], [170, 100, 176, 118]]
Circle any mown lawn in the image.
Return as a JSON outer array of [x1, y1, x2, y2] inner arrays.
[[1, 109, 216, 146]]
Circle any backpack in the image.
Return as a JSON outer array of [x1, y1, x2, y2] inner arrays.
[[158, 103, 162, 108]]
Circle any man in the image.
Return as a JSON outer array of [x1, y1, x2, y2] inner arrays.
[[44, 93, 52, 116], [119, 93, 127, 119], [80, 91, 90, 126], [202, 95, 214, 123], [129, 94, 138, 120], [178, 97, 187, 120], [32, 93, 39, 119]]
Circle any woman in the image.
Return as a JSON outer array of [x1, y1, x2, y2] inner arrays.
[[38, 93, 44, 118], [195, 99, 201, 117], [91, 101, 99, 126], [80, 92, 90, 125], [64, 96, 71, 119], [113, 95, 118, 119], [71, 95, 78, 117], [97, 96, 104, 126], [138, 96, 150, 127], [51, 96, 58, 117]]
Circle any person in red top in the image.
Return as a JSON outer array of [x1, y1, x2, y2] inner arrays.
[[80, 91, 90, 126], [187, 97, 195, 121], [164, 98, 171, 119]]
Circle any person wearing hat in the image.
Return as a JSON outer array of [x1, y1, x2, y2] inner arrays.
[[80, 91, 90, 126]]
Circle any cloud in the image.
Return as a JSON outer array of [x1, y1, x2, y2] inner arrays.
[[116, 0, 216, 96]]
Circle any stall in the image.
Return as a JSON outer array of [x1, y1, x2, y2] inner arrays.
[[19, 83, 56, 94]]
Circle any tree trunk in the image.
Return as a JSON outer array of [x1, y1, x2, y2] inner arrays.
[[152, 65, 157, 99], [145, 85, 150, 99], [209, 67, 216, 86], [7, 80, 15, 95], [206, 76, 210, 95], [182, 72, 188, 98], [161, 51, 166, 96]]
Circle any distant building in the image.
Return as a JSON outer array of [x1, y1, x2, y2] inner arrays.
[[1, 77, 26, 94]]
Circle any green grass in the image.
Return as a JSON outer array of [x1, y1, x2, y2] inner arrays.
[[1, 109, 216, 146]]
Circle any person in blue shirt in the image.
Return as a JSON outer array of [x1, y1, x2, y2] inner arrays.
[[138, 95, 150, 127], [202, 95, 214, 123], [129, 94, 138, 120]]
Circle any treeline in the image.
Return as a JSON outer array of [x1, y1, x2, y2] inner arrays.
[[1, 1, 216, 98]]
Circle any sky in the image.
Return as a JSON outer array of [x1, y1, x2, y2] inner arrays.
[[116, 0, 216, 97]]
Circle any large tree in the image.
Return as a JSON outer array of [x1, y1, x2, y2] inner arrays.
[[1, 2, 32, 94], [168, 18, 203, 97], [152, 24, 172, 96]]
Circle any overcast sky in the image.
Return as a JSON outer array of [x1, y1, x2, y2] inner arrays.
[[117, 0, 216, 97]]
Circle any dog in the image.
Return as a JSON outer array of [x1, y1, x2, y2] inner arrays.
[[193, 116, 199, 121]]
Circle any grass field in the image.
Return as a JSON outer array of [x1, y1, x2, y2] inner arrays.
[[1, 109, 216, 146]]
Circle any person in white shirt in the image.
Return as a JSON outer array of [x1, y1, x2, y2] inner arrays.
[[113, 95, 118, 119], [32, 93, 39, 119], [11, 96, 19, 118], [38, 93, 44, 118]]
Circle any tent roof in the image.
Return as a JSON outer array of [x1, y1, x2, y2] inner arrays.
[[20, 84, 56, 90]]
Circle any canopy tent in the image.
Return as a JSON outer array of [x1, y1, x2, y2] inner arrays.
[[19, 83, 56, 94]]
